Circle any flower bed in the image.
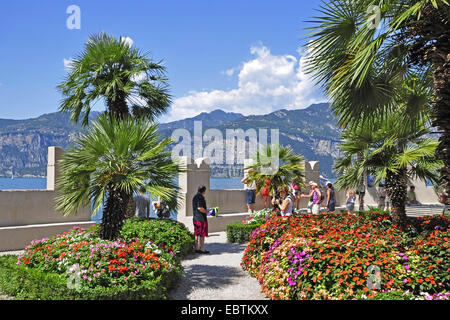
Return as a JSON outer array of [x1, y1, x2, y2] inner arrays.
[[242, 212, 449, 300], [0, 219, 194, 300]]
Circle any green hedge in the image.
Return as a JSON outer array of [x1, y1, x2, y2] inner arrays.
[[0, 255, 73, 300], [226, 222, 259, 244], [119, 218, 195, 258]]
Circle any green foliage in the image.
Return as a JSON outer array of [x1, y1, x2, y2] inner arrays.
[[119, 218, 195, 257], [0, 255, 72, 300], [226, 221, 260, 244], [56, 115, 181, 216], [58, 32, 170, 125], [362, 290, 415, 300], [245, 144, 306, 195]]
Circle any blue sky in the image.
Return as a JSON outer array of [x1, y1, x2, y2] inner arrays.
[[0, 0, 326, 122]]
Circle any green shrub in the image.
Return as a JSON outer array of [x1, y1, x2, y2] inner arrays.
[[119, 218, 195, 257], [226, 221, 259, 244], [0, 255, 73, 300]]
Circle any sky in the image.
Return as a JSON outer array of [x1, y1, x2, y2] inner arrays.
[[0, 0, 327, 122]]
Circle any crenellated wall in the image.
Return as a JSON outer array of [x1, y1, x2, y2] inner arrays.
[[176, 156, 441, 232], [0, 147, 94, 251]]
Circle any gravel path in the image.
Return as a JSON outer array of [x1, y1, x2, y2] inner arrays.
[[169, 232, 268, 300]]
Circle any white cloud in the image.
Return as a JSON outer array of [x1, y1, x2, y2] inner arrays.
[[167, 44, 326, 122], [221, 67, 238, 76]]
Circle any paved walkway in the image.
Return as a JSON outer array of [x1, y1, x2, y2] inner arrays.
[[170, 232, 267, 300]]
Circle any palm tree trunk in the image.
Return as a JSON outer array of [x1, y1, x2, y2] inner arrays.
[[100, 184, 130, 240], [106, 91, 129, 120], [430, 39, 450, 204], [358, 152, 365, 211], [408, 4, 450, 204], [386, 169, 408, 228]]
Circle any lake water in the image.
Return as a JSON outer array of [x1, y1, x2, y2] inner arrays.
[[0, 177, 244, 222], [0, 177, 244, 191]]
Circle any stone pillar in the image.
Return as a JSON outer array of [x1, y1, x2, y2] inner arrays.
[[177, 157, 210, 219], [46, 146, 65, 191], [304, 161, 320, 186]]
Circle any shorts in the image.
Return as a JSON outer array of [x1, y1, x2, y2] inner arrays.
[[193, 221, 208, 237], [312, 204, 320, 214], [262, 188, 270, 197], [246, 189, 256, 204], [327, 200, 336, 212], [346, 203, 355, 211]]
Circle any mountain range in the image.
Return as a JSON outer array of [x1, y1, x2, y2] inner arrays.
[[0, 103, 341, 178]]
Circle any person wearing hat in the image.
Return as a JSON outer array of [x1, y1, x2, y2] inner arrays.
[[272, 185, 294, 216], [301, 181, 322, 214]]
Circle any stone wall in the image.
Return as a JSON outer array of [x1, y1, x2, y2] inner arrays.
[[0, 147, 94, 251], [176, 157, 440, 232]]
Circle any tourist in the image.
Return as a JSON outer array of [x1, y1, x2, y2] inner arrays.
[[261, 178, 271, 209], [407, 186, 420, 205], [301, 181, 322, 214], [345, 189, 356, 214], [134, 186, 150, 218], [377, 183, 387, 209], [290, 180, 301, 211], [192, 186, 210, 254], [272, 186, 293, 216], [325, 182, 336, 213], [241, 169, 257, 213], [153, 198, 171, 219]]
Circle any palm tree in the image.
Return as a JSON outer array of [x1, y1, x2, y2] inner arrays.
[[245, 144, 306, 196], [55, 115, 182, 240], [335, 110, 442, 227], [305, 0, 449, 202], [58, 32, 171, 125]]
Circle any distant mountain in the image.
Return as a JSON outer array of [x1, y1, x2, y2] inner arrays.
[[0, 112, 99, 177], [158, 103, 341, 178], [0, 104, 341, 178], [159, 109, 244, 132]]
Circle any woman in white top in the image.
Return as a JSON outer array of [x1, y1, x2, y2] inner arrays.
[[272, 186, 293, 216]]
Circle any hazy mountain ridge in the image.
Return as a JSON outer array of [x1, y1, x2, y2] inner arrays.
[[0, 103, 341, 178]]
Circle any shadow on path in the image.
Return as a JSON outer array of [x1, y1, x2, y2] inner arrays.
[[170, 264, 244, 300]]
